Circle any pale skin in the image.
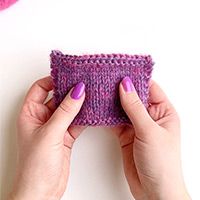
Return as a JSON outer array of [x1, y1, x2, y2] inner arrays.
[[9, 76, 190, 200]]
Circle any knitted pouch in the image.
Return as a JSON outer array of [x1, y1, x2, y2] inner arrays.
[[50, 50, 154, 126]]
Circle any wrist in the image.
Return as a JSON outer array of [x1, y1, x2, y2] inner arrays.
[[8, 172, 61, 200], [153, 185, 191, 200], [157, 190, 191, 200], [9, 192, 59, 200], [9, 185, 60, 200], [143, 175, 191, 200], [150, 173, 191, 200]]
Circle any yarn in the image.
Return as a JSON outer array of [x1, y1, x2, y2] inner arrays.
[[0, 0, 17, 10], [50, 50, 154, 126]]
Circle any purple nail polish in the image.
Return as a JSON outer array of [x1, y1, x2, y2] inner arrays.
[[121, 76, 135, 92], [70, 82, 85, 100]]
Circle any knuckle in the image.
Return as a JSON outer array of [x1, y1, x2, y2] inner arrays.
[[32, 79, 44, 90], [32, 80, 40, 88], [59, 101, 77, 114], [125, 98, 143, 109]]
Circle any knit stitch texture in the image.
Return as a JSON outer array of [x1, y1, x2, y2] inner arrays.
[[50, 50, 154, 126]]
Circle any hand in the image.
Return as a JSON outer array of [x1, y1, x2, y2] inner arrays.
[[111, 77, 190, 200], [9, 76, 85, 200]]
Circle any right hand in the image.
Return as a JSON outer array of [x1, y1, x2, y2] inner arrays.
[[111, 77, 191, 200]]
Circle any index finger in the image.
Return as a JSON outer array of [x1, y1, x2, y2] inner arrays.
[[24, 76, 53, 104], [148, 80, 169, 104]]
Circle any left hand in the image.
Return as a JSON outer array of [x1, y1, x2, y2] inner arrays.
[[9, 76, 85, 200]]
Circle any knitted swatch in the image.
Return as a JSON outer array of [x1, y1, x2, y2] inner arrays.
[[50, 50, 154, 126], [0, 0, 17, 10]]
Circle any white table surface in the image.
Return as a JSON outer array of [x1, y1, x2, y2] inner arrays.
[[1, 0, 200, 199]]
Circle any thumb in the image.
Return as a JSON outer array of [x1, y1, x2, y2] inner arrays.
[[119, 76, 154, 131], [46, 82, 85, 137]]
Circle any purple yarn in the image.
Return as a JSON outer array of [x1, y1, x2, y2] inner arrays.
[[50, 50, 154, 126]]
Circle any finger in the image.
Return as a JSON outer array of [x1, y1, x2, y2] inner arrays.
[[122, 143, 145, 198], [24, 76, 53, 104], [148, 81, 179, 132], [64, 125, 87, 149], [46, 82, 85, 137], [111, 126, 145, 197], [115, 125, 134, 148], [45, 98, 56, 112], [148, 80, 177, 118], [68, 125, 87, 139], [108, 125, 126, 137], [119, 76, 154, 131], [148, 80, 170, 104]]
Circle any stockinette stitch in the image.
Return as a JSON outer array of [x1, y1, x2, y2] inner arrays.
[[0, 0, 17, 10], [50, 50, 154, 126]]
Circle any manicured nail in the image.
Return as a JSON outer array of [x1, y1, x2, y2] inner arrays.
[[121, 76, 135, 92], [70, 82, 85, 100]]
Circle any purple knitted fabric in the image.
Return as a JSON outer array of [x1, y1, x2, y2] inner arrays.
[[50, 50, 154, 126]]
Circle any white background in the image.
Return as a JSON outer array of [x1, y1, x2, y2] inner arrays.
[[0, 0, 200, 199]]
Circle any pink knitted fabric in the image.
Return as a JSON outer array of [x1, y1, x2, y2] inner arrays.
[[50, 50, 154, 126], [0, 0, 17, 10]]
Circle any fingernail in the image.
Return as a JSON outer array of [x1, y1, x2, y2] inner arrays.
[[70, 82, 85, 100], [121, 76, 135, 92]]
